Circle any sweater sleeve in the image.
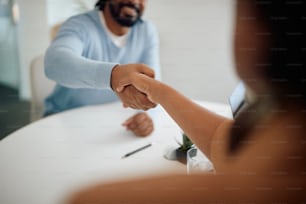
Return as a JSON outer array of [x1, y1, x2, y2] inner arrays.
[[44, 17, 117, 89]]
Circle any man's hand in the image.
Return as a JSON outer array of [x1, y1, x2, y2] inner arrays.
[[122, 112, 153, 137], [111, 64, 157, 110]]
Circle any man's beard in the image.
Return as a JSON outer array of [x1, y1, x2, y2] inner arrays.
[[109, 1, 142, 27]]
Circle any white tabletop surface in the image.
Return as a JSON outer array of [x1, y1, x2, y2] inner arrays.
[[0, 101, 232, 204]]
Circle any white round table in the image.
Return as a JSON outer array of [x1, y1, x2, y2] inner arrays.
[[0, 101, 232, 204]]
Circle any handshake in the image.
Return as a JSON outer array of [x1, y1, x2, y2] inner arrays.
[[110, 63, 159, 111]]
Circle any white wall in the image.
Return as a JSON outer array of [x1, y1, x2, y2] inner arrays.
[[27, 0, 238, 103], [145, 0, 238, 103], [47, 0, 96, 26]]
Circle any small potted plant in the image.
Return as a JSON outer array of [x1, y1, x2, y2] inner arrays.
[[175, 133, 194, 163], [164, 132, 194, 164]]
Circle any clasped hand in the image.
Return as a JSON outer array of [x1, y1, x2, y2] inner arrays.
[[111, 63, 156, 110]]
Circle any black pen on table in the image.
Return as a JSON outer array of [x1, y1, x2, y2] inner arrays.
[[122, 143, 152, 159]]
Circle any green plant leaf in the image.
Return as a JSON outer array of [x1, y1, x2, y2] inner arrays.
[[177, 133, 193, 152]]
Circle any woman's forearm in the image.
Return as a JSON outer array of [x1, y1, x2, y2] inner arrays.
[[154, 83, 233, 163]]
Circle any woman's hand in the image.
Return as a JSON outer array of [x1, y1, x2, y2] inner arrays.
[[111, 64, 156, 110], [116, 73, 161, 104]]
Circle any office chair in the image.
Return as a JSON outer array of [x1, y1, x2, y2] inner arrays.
[[29, 55, 55, 122]]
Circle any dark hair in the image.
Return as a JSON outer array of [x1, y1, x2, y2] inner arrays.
[[229, 0, 306, 153], [260, 0, 306, 103], [95, 0, 108, 11]]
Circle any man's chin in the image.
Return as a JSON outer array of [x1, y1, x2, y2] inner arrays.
[[116, 18, 140, 27]]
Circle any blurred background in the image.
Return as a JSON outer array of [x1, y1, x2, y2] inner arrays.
[[0, 0, 238, 139]]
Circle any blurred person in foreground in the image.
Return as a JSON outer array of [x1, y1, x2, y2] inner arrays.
[[69, 0, 306, 203], [44, 0, 160, 136]]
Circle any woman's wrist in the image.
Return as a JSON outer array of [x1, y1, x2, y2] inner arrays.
[[151, 81, 169, 104]]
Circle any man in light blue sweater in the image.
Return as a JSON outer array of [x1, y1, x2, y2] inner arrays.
[[44, 0, 160, 136]]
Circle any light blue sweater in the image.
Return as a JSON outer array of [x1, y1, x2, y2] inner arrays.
[[44, 9, 160, 115]]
